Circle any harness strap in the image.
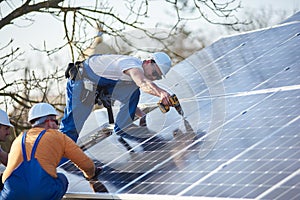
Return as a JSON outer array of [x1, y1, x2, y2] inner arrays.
[[21, 130, 47, 161]]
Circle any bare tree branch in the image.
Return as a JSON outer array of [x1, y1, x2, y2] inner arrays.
[[0, 0, 247, 135]]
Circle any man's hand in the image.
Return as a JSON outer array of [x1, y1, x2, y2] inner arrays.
[[160, 91, 172, 106]]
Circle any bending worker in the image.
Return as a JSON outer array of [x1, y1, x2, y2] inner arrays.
[[60, 52, 173, 142], [0, 109, 14, 166], [1, 103, 101, 200]]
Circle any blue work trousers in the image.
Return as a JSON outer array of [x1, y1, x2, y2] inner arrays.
[[1, 130, 69, 200], [59, 61, 140, 142]]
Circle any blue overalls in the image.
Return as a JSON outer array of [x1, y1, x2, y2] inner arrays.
[[60, 57, 141, 142], [1, 130, 68, 200]]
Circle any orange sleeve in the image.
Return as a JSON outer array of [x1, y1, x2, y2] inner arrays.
[[2, 129, 96, 182], [62, 134, 95, 179]]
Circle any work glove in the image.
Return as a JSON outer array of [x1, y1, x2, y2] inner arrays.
[[139, 115, 147, 127], [87, 166, 108, 192], [86, 167, 102, 181], [89, 180, 108, 193]]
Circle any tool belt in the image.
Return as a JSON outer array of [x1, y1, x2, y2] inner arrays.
[[95, 86, 112, 109], [65, 61, 114, 123], [65, 61, 83, 80], [95, 86, 114, 124]]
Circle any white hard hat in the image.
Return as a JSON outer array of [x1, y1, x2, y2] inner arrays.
[[0, 109, 13, 127], [152, 52, 172, 77], [28, 103, 58, 122]]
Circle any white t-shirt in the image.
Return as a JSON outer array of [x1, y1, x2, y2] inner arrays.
[[86, 54, 143, 81]]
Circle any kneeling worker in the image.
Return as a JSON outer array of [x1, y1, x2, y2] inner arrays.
[[1, 103, 101, 200], [0, 109, 14, 167]]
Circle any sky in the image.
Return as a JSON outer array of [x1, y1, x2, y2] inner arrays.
[[0, 0, 299, 112], [0, 0, 299, 70], [242, 0, 299, 10]]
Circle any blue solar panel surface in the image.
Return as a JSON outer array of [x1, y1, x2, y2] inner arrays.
[[61, 12, 300, 200]]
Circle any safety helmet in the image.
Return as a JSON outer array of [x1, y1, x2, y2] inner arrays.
[[0, 109, 13, 127], [152, 52, 172, 77], [28, 103, 58, 123]]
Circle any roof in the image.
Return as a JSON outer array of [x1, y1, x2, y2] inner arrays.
[[61, 11, 300, 200]]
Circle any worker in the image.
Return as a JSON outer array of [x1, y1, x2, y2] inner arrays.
[[60, 52, 173, 142], [0, 109, 14, 166], [1, 103, 101, 200], [0, 109, 14, 191]]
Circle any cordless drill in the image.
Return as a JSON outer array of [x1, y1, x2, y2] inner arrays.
[[158, 94, 184, 116]]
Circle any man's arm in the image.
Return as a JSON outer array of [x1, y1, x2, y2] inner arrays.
[[63, 135, 96, 179], [125, 68, 171, 105]]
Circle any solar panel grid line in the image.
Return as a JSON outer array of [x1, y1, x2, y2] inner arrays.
[[200, 120, 300, 198], [251, 66, 293, 91], [178, 36, 298, 99], [254, 139, 300, 163], [194, 41, 246, 70], [237, 139, 299, 162], [204, 181, 263, 198], [229, 158, 294, 185], [175, 42, 245, 92], [176, 112, 300, 196], [114, 131, 206, 193], [171, 62, 223, 99], [190, 92, 276, 160], [170, 84, 300, 105], [233, 22, 299, 46], [256, 168, 300, 199], [93, 117, 197, 170], [281, 12, 300, 24], [182, 150, 298, 198], [142, 158, 207, 188], [94, 128, 172, 169], [280, 189, 300, 200], [128, 180, 188, 195], [219, 33, 299, 83]]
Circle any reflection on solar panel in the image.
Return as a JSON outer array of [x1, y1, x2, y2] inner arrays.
[[61, 12, 300, 199]]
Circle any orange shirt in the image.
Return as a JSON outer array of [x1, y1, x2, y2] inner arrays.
[[2, 127, 95, 183]]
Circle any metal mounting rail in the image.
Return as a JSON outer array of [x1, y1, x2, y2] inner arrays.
[[63, 193, 252, 200]]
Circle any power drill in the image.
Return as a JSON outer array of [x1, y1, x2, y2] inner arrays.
[[157, 94, 184, 116]]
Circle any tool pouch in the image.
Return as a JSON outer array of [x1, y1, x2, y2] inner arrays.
[[65, 61, 95, 104], [95, 86, 112, 108], [95, 86, 114, 124], [65, 61, 83, 80], [80, 78, 96, 104]]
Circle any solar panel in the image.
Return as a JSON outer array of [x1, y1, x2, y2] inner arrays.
[[61, 11, 300, 199]]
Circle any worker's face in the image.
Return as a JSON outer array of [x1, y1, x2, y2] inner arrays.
[[0, 124, 11, 142], [44, 116, 59, 129], [145, 60, 162, 81]]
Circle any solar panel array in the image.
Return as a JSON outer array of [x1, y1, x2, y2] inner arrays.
[[61, 12, 300, 199]]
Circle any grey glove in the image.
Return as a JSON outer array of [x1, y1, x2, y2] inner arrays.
[[86, 167, 102, 181], [139, 115, 147, 126]]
